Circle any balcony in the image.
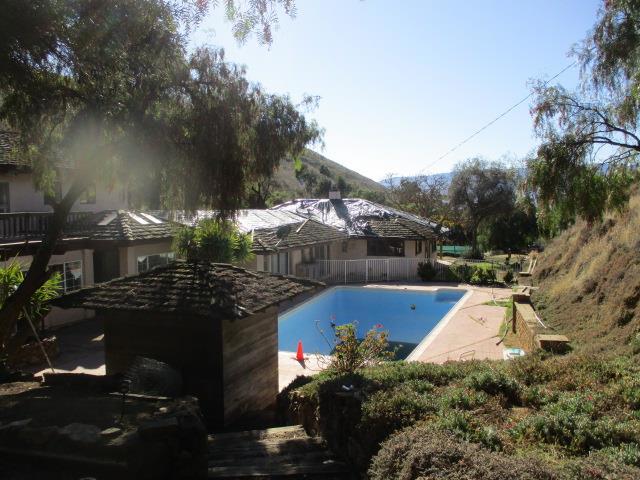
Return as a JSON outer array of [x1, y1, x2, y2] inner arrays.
[[0, 212, 94, 243]]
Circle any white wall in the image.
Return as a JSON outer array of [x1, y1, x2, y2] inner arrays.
[[118, 240, 174, 276], [1, 249, 96, 328], [0, 171, 128, 213]]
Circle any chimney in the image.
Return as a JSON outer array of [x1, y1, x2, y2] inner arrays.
[[328, 187, 341, 200]]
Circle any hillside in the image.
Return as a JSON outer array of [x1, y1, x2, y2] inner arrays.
[[271, 149, 385, 199], [532, 192, 640, 356]]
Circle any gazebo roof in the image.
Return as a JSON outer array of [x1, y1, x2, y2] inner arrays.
[[52, 261, 323, 318]]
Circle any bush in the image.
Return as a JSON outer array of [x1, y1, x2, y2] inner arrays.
[[503, 270, 514, 284], [417, 261, 437, 281], [512, 392, 639, 454], [359, 385, 437, 441], [448, 263, 497, 285], [369, 425, 557, 480], [328, 323, 394, 374], [464, 368, 521, 404], [630, 332, 640, 355]]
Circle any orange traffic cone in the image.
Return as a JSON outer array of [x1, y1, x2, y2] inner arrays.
[[295, 341, 305, 361]]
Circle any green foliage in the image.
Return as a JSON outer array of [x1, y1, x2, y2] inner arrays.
[[0, 262, 61, 322], [503, 270, 514, 284], [173, 219, 254, 264], [382, 174, 449, 224], [328, 323, 394, 374], [417, 261, 437, 281], [512, 391, 639, 455], [631, 332, 640, 355], [464, 368, 521, 404], [448, 263, 497, 285], [369, 426, 557, 480], [529, 1, 640, 230], [449, 158, 517, 256], [281, 354, 640, 477]]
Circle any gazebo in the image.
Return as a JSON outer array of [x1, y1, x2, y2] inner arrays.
[[52, 261, 323, 427]]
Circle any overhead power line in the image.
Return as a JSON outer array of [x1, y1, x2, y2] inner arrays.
[[422, 60, 578, 173]]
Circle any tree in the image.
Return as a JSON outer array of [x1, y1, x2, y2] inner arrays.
[[0, 0, 318, 353], [173, 219, 254, 263], [529, 0, 640, 227], [448, 159, 516, 257], [382, 174, 450, 223]]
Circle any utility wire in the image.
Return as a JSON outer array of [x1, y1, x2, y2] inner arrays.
[[421, 60, 578, 173]]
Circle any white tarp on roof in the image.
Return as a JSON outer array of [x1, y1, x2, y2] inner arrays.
[[271, 198, 446, 236], [155, 209, 305, 232]]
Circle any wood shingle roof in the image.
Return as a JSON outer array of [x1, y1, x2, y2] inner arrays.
[[51, 261, 323, 318]]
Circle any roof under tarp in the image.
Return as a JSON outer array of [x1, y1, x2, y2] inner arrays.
[[270, 198, 446, 238], [251, 218, 348, 252], [153, 209, 305, 233]]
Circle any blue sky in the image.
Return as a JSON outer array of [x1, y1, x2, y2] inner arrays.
[[190, 0, 601, 180]]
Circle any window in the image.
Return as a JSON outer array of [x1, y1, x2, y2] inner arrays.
[[416, 240, 423, 255], [341, 241, 348, 253], [366, 239, 405, 257], [267, 252, 289, 274], [50, 260, 83, 293], [44, 182, 62, 206], [79, 183, 96, 204], [313, 245, 327, 261], [137, 252, 175, 273], [0, 183, 9, 212]]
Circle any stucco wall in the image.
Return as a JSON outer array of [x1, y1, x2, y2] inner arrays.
[[0, 172, 128, 213], [118, 240, 173, 276], [2, 250, 96, 328]]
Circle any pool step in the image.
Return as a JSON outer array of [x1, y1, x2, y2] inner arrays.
[[207, 425, 353, 479]]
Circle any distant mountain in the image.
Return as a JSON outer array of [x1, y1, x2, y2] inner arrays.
[[382, 172, 454, 188], [271, 149, 386, 198]]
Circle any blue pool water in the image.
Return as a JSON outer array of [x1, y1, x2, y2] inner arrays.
[[278, 287, 466, 359]]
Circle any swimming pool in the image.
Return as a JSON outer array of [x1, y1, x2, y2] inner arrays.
[[278, 286, 467, 360]]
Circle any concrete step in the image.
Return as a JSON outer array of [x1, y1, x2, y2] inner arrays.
[[207, 425, 353, 479]]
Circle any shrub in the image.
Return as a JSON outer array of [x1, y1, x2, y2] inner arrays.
[[512, 392, 639, 454], [630, 332, 640, 355], [439, 387, 489, 410], [469, 265, 497, 285], [464, 368, 521, 404], [369, 425, 557, 480], [417, 261, 437, 281], [449, 263, 497, 285], [359, 385, 437, 441], [503, 270, 514, 284], [328, 323, 394, 374]]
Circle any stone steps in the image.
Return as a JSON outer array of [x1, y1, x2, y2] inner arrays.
[[207, 425, 353, 479]]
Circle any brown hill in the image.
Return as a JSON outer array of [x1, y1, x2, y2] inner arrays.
[[272, 149, 385, 198], [532, 192, 640, 355]]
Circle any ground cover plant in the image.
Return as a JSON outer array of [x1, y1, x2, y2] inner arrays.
[[279, 353, 640, 479]]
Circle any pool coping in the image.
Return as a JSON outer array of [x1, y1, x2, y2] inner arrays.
[[278, 284, 472, 360]]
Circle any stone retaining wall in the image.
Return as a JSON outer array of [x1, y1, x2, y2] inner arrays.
[[512, 293, 569, 353]]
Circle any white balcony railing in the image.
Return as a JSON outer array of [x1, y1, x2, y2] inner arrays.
[[295, 257, 446, 284]]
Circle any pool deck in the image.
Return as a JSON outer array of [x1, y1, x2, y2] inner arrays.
[[31, 283, 512, 390]]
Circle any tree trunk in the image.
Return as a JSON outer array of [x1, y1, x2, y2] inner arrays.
[[0, 179, 86, 353]]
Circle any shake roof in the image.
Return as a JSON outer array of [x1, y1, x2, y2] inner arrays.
[[252, 219, 347, 252], [52, 261, 323, 318], [271, 198, 444, 239], [0, 130, 29, 169], [81, 210, 175, 242]]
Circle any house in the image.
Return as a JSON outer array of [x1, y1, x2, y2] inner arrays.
[[51, 261, 324, 427], [267, 195, 443, 282], [166, 194, 444, 283], [0, 128, 176, 327]]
